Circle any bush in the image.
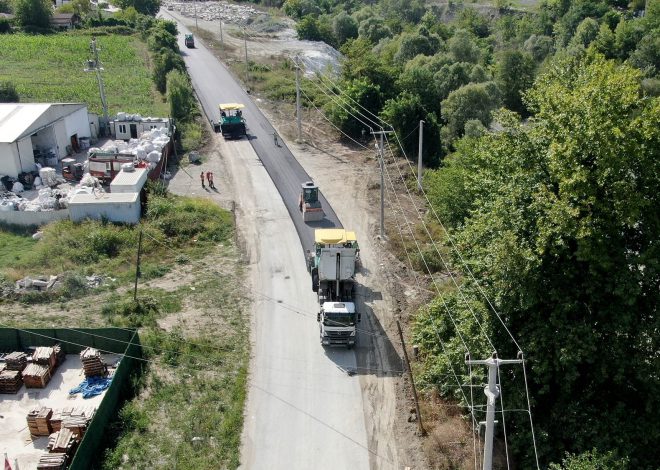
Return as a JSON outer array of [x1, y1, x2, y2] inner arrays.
[[166, 70, 195, 122], [0, 81, 19, 102], [0, 18, 11, 34]]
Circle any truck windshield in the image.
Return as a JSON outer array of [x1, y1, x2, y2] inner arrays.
[[324, 312, 355, 327]]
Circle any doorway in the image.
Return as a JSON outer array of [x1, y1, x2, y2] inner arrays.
[[130, 124, 138, 139]]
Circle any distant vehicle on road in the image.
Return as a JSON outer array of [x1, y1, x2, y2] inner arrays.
[[184, 34, 195, 48], [218, 103, 247, 139]]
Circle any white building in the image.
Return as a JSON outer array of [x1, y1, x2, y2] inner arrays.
[[68, 192, 141, 224], [110, 115, 171, 141], [0, 103, 94, 178]]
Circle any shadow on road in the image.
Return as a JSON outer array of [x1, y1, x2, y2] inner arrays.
[[323, 282, 402, 378]]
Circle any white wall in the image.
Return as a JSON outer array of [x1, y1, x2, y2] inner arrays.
[[0, 142, 20, 178], [69, 197, 141, 224], [17, 137, 35, 174], [64, 107, 92, 142], [0, 208, 69, 226]]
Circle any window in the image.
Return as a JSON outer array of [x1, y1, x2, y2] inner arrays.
[[118, 124, 127, 134]]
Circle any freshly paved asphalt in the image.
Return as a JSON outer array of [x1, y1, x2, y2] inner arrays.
[[168, 14, 342, 253]]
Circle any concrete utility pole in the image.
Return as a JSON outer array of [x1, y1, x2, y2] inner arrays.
[[85, 37, 109, 133], [466, 352, 523, 470], [295, 59, 302, 142], [371, 129, 394, 239], [193, 0, 198, 30], [417, 120, 424, 191], [243, 29, 249, 91], [219, 19, 224, 45]]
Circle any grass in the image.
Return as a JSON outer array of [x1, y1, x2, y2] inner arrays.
[[0, 33, 168, 117], [0, 189, 249, 469]]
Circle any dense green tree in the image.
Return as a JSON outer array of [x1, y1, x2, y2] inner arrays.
[[147, 28, 177, 52], [166, 70, 195, 122], [456, 7, 491, 38], [614, 18, 645, 59], [434, 62, 473, 101], [440, 81, 500, 139], [0, 18, 10, 33], [332, 11, 358, 46], [283, 0, 322, 19], [340, 37, 397, 99], [448, 29, 482, 64], [0, 0, 11, 13], [152, 48, 185, 93], [628, 33, 660, 76], [553, 0, 608, 46], [394, 30, 442, 64], [326, 78, 383, 139], [358, 16, 391, 44], [569, 17, 599, 48], [0, 81, 18, 102], [380, 92, 441, 166], [397, 66, 439, 113], [549, 449, 629, 470], [13, 0, 51, 28], [418, 53, 660, 469], [113, 0, 161, 16], [493, 49, 535, 115], [590, 22, 616, 59], [523, 34, 554, 62]]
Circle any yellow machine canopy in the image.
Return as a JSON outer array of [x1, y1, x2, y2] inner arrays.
[[219, 103, 245, 110], [315, 229, 357, 245]]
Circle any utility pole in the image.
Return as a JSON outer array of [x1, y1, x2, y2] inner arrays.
[[219, 19, 224, 45], [85, 37, 109, 134], [371, 130, 394, 239], [397, 320, 426, 436], [466, 352, 523, 470], [133, 230, 143, 302], [243, 29, 249, 91], [193, 0, 198, 30], [417, 120, 424, 191], [295, 59, 302, 142]]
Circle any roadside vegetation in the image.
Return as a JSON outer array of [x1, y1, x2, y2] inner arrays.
[[0, 187, 249, 469], [212, 0, 659, 468]]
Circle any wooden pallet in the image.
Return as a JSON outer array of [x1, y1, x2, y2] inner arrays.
[[5, 351, 28, 371], [27, 406, 53, 436], [36, 452, 67, 469], [23, 363, 52, 389], [80, 348, 107, 377], [33, 346, 57, 371], [47, 428, 78, 454], [0, 369, 23, 394]]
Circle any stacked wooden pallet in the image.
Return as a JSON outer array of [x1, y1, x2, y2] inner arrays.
[[33, 346, 57, 371], [0, 370, 23, 394], [23, 363, 52, 388], [5, 351, 28, 371], [47, 428, 78, 454], [27, 407, 53, 436], [80, 348, 106, 377], [59, 406, 95, 438], [36, 453, 67, 470]]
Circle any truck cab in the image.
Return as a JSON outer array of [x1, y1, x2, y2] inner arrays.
[[184, 34, 195, 48], [318, 302, 359, 348]]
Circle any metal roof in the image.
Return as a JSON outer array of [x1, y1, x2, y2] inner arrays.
[[0, 103, 86, 143]]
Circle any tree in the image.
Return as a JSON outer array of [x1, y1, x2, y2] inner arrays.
[[549, 449, 629, 470], [147, 27, 178, 52], [448, 29, 482, 64], [358, 16, 391, 44], [434, 62, 473, 101], [71, 0, 91, 16], [13, 0, 52, 28], [493, 49, 535, 115], [113, 0, 161, 16], [591, 23, 616, 59], [326, 78, 384, 139], [332, 11, 358, 46], [380, 92, 442, 166], [0, 81, 18, 102], [570, 17, 600, 48], [152, 49, 185, 93], [441, 82, 500, 140], [0, 18, 10, 34], [418, 53, 660, 468], [397, 65, 439, 114], [166, 70, 195, 122], [614, 18, 645, 60], [394, 31, 441, 64], [628, 34, 660, 77]]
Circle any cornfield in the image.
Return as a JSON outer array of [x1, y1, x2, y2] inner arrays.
[[0, 33, 168, 116]]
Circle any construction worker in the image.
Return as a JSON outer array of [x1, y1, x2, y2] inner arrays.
[[206, 171, 215, 189], [200, 171, 205, 189], [273, 132, 279, 147]]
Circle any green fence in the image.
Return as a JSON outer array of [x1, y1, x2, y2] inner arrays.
[[0, 328, 143, 470]]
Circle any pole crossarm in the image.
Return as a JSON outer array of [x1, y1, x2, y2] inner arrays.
[[466, 352, 523, 470]]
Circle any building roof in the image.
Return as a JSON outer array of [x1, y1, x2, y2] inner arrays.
[[69, 192, 139, 204], [110, 167, 148, 189], [51, 13, 80, 22], [0, 103, 87, 143]]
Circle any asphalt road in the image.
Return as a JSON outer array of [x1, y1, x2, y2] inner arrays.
[[169, 15, 342, 253], [162, 12, 373, 470]]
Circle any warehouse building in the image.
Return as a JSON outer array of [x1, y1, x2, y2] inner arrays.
[[0, 103, 97, 178]]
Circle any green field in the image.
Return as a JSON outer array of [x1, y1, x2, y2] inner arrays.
[[0, 33, 168, 116]]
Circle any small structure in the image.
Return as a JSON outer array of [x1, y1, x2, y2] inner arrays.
[[50, 13, 81, 30], [68, 191, 141, 224], [109, 167, 148, 194], [109, 114, 171, 141], [0, 103, 92, 178]]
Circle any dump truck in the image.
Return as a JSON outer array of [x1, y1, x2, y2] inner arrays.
[[308, 229, 361, 348], [298, 181, 325, 222], [218, 103, 247, 139], [184, 34, 195, 48]]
